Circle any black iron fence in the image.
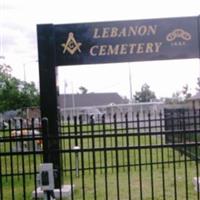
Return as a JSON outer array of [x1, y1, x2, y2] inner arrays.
[[0, 119, 43, 200], [1, 109, 200, 199]]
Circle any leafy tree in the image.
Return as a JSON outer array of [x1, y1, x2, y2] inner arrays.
[[0, 64, 39, 112], [172, 91, 182, 103], [196, 77, 200, 92], [134, 83, 156, 102], [164, 84, 191, 104], [0, 63, 12, 75], [182, 84, 191, 100]]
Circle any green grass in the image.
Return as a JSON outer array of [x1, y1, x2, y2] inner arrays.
[[2, 175, 36, 200], [60, 132, 200, 199], [1, 162, 199, 199], [68, 163, 198, 200], [1, 126, 200, 199]]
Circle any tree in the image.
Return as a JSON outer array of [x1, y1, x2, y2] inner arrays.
[[164, 84, 191, 104], [171, 91, 182, 103], [196, 77, 200, 92], [79, 86, 88, 94], [182, 84, 191, 100], [0, 64, 39, 112], [134, 83, 156, 102], [0, 63, 12, 76]]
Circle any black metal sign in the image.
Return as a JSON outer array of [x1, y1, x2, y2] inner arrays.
[[52, 16, 200, 66]]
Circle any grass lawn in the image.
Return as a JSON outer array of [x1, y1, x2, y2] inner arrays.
[[1, 161, 199, 200], [1, 124, 200, 199], [60, 146, 200, 200]]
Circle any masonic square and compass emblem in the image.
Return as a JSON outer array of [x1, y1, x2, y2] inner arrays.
[[61, 32, 82, 55]]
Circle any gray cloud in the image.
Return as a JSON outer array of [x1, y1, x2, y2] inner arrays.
[[1, 21, 37, 59]]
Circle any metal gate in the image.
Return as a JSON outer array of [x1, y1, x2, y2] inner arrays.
[[1, 109, 200, 199]]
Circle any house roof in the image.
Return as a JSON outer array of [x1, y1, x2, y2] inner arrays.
[[59, 93, 127, 108], [188, 92, 200, 100]]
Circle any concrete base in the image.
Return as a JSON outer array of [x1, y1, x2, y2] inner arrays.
[[32, 185, 74, 199]]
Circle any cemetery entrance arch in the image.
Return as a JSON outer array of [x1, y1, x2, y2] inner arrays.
[[37, 16, 200, 187]]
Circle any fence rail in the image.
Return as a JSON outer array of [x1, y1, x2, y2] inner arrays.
[[1, 109, 200, 199]]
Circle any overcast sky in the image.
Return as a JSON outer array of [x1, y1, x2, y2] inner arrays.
[[1, 0, 200, 99]]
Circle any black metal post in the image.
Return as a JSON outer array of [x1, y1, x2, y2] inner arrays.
[[37, 24, 61, 188]]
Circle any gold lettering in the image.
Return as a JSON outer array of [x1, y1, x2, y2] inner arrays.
[[90, 45, 98, 56], [118, 27, 127, 37], [102, 27, 110, 38], [129, 43, 137, 54], [89, 42, 162, 56], [99, 45, 107, 55], [136, 43, 145, 53], [110, 27, 119, 38], [107, 45, 120, 55], [155, 42, 162, 52], [120, 44, 128, 55], [148, 25, 157, 35], [93, 28, 101, 38], [138, 26, 147, 36], [145, 43, 154, 53], [93, 25, 158, 38], [127, 26, 138, 36]]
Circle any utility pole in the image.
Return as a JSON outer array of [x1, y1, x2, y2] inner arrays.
[[129, 65, 133, 103], [64, 80, 67, 119]]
